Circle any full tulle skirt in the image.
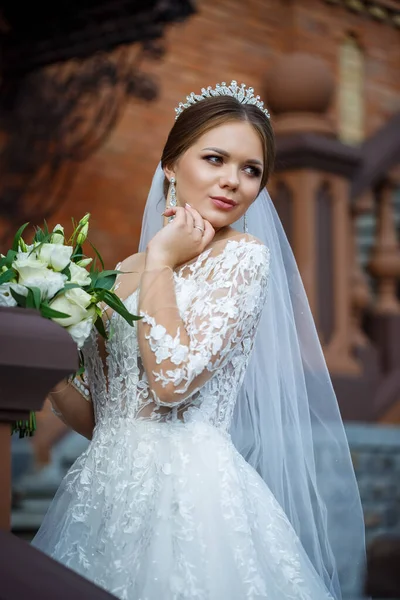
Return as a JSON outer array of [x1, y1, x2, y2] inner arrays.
[[32, 419, 334, 600]]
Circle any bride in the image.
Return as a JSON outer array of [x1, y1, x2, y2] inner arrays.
[[33, 82, 366, 600]]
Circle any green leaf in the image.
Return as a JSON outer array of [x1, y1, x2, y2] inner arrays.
[[61, 265, 71, 279], [40, 304, 71, 319], [94, 315, 107, 339], [71, 253, 85, 263], [93, 289, 106, 302], [5, 249, 17, 267], [26, 288, 35, 309], [93, 274, 116, 291], [10, 287, 27, 307], [71, 244, 83, 262], [78, 349, 85, 372], [89, 271, 98, 288], [102, 290, 142, 325], [75, 364, 85, 377], [26, 287, 43, 310], [0, 268, 16, 285], [12, 223, 29, 253], [29, 286, 42, 310], [97, 269, 120, 278], [33, 226, 44, 243], [89, 242, 105, 270]]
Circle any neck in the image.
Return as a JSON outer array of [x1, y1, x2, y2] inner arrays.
[[212, 225, 234, 242]]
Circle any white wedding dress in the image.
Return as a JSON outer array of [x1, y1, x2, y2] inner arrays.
[[33, 237, 335, 600]]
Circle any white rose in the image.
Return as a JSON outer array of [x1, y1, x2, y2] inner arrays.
[[51, 224, 65, 245], [67, 311, 96, 349], [49, 287, 93, 326], [15, 249, 44, 263], [0, 283, 28, 307], [13, 256, 66, 301], [38, 243, 73, 272], [69, 262, 91, 286]]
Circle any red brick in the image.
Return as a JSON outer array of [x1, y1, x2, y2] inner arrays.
[[25, 0, 399, 269]]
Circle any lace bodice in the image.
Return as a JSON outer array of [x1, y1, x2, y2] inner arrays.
[[83, 237, 270, 434]]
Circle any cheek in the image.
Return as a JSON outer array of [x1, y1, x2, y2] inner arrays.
[[182, 161, 213, 193], [242, 179, 260, 205]]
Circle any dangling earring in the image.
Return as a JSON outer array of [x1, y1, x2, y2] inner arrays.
[[169, 177, 177, 208], [243, 211, 248, 233], [168, 177, 177, 222]]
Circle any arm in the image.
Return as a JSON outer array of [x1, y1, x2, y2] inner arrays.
[[48, 374, 94, 440], [138, 240, 270, 406], [48, 252, 146, 437]]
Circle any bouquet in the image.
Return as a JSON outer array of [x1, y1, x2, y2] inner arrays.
[[0, 214, 139, 436]]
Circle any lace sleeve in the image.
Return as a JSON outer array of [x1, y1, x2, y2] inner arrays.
[[138, 240, 270, 406]]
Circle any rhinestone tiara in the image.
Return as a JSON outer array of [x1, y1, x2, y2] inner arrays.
[[174, 80, 270, 120]]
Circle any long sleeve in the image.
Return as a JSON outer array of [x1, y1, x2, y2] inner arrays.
[[138, 239, 270, 407]]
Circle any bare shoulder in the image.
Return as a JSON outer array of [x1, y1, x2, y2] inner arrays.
[[114, 252, 146, 300], [239, 233, 265, 247], [118, 251, 146, 273]]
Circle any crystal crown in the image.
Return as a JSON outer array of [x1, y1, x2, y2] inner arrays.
[[175, 80, 270, 120]]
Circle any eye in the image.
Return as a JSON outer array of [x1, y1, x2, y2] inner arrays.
[[204, 154, 223, 165], [244, 165, 262, 178]]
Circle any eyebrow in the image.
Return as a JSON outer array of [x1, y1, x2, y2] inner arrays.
[[202, 147, 263, 167]]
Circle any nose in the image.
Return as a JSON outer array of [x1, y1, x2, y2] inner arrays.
[[219, 165, 239, 190]]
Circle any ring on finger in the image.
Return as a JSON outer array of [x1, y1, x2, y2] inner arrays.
[[194, 225, 205, 233]]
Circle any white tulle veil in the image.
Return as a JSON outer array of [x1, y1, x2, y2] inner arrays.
[[139, 163, 366, 600]]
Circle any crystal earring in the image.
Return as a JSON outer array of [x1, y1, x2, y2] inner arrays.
[[243, 211, 248, 233], [168, 177, 177, 222], [169, 177, 177, 208]]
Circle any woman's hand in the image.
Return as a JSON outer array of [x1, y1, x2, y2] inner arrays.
[[146, 204, 215, 269]]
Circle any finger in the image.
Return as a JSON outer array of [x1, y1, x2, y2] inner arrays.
[[162, 207, 176, 216], [185, 204, 205, 235], [202, 220, 215, 246], [184, 205, 195, 230], [173, 206, 187, 226]]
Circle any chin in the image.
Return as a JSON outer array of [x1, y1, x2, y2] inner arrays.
[[208, 216, 232, 230], [201, 209, 236, 230]]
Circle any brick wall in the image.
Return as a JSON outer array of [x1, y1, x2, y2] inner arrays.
[[41, 0, 399, 270]]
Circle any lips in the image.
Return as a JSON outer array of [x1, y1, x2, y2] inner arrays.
[[210, 196, 237, 211]]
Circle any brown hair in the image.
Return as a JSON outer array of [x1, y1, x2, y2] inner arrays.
[[161, 95, 275, 196]]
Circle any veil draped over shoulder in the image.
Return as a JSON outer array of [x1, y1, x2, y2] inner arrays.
[[138, 163, 366, 600]]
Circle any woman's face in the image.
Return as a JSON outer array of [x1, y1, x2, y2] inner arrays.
[[165, 120, 264, 230]]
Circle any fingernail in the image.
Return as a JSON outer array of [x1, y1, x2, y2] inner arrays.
[[185, 203, 192, 208]]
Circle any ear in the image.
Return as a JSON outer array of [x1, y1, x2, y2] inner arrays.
[[163, 166, 175, 182]]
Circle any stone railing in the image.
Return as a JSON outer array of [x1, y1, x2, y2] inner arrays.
[[0, 307, 115, 600]]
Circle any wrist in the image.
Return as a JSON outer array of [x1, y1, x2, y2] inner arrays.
[[145, 249, 175, 271]]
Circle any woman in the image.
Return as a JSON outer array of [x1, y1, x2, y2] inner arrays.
[[33, 82, 366, 600]]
